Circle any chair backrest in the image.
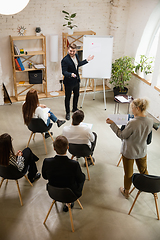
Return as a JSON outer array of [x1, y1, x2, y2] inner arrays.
[[47, 184, 78, 203], [69, 143, 92, 158], [0, 164, 26, 180], [132, 173, 160, 193], [28, 118, 52, 133]]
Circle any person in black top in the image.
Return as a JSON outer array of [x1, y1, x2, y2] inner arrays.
[[61, 43, 94, 120], [42, 135, 85, 211]]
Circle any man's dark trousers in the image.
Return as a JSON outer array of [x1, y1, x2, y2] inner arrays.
[[65, 82, 79, 114]]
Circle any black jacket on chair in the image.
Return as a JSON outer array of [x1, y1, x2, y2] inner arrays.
[[42, 155, 85, 198], [61, 53, 88, 86]]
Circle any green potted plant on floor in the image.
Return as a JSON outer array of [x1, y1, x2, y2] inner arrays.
[[110, 56, 135, 96], [62, 10, 77, 35]]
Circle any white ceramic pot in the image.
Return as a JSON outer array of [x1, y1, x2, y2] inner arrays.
[[36, 32, 41, 36], [68, 28, 73, 35]]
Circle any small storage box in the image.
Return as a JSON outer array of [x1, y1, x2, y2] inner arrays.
[[28, 70, 42, 84]]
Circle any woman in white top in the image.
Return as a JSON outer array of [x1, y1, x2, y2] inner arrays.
[[22, 89, 65, 138], [106, 98, 153, 199]]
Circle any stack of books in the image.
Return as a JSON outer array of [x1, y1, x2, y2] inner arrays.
[[14, 44, 20, 55], [14, 44, 25, 71], [15, 57, 25, 71]]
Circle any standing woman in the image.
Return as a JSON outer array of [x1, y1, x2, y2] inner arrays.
[[106, 98, 153, 198], [0, 133, 41, 183], [22, 89, 65, 138]]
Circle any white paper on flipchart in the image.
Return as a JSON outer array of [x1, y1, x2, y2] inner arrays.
[[115, 96, 129, 103], [108, 114, 128, 125]]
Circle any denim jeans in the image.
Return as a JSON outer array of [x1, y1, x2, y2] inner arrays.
[[46, 111, 57, 126]]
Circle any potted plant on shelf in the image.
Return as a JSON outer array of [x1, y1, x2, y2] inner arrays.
[[135, 55, 154, 80], [62, 10, 77, 35], [35, 27, 41, 36], [109, 56, 135, 96]]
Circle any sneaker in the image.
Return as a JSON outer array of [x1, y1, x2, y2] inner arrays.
[[45, 132, 53, 139], [84, 157, 95, 167], [30, 173, 41, 183], [63, 202, 74, 212], [66, 113, 70, 120], [57, 120, 66, 127], [120, 187, 129, 199]]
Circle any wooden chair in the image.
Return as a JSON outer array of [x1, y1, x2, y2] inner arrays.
[[128, 173, 160, 220], [26, 118, 54, 154], [0, 164, 33, 206], [68, 143, 95, 181], [43, 185, 83, 232]]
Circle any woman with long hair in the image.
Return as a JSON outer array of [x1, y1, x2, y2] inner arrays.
[[106, 98, 153, 198], [22, 89, 65, 138], [0, 133, 41, 183]]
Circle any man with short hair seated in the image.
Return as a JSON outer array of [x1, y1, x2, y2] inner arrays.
[[63, 110, 97, 166], [42, 135, 85, 212]]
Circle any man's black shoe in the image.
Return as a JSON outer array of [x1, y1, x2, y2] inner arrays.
[[30, 173, 41, 183], [84, 157, 95, 167], [72, 108, 79, 113], [63, 202, 74, 212], [66, 113, 70, 120], [45, 132, 53, 139], [57, 120, 66, 127]]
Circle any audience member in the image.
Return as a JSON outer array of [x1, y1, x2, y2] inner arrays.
[[0, 133, 41, 183], [42, 135, 85, 212], [106, 98, 153, 199], [63, 110, 97, 166], [22, 89, 65, 138]]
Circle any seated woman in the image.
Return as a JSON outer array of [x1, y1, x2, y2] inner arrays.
[[0, 133, 41, 183], [106, 98, 153, 199], [22, 89, 66, 138]]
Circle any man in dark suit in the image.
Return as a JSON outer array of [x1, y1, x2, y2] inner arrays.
[[42, 135, 85, 211], [61, 43, 94, 120]]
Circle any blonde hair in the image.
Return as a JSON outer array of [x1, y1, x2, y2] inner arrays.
[[131, 98, 149, 112]]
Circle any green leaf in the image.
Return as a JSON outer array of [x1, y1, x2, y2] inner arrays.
[[62, 10, 69, 15], [71, 13, 76, 18]]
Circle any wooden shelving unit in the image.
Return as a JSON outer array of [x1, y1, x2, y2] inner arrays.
[[10, 35, 48, 101]]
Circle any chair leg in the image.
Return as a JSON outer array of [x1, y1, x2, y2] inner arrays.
[[42, 133, 48, 155], [89, 155, 95, 166], [67, 203, 74, 232], [85, 157, 90, 181], [24, 175, 33, 187], [71, 155, 74, 160], [129, 186, 135, 194], [26, 132, 34, 148], [16, 180, 23, 206], [0, 178, 4, 188], [117, 155, 123, 167], [48, 131, 54, 142], [77, 199, 83, 209], [154, 193, 160, 220], [128, 190, 141, 215], [43, 200, 56, 224], [33, 133, 36, 140]]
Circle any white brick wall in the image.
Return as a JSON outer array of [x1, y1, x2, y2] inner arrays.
[[0, 0, 159, 121]]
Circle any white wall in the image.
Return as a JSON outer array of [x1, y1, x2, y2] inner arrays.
[[0, 0, 160, 121]]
